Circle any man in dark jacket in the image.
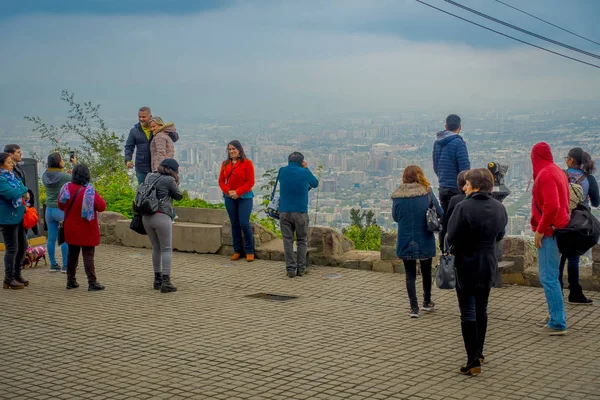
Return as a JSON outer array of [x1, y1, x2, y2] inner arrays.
[[278, 152, 319, 278], [124, 106, 179, 184], [4, 144, 26, 187], [432, 114, 470, 213]]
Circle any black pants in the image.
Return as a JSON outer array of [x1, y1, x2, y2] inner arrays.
[[559, 254, 583, 297], [456, 286, 491, 362], [438, 187, 460, 250], [0, 223, 27, 279], [67, 245, 97, 284], [404, 258, 433, 309]]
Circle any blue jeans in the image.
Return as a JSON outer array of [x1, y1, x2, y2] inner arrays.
[[538, 237, 567, 330], [224, 197, 254, 254], [136, 172, 148, 184], [46, 207, 68, 267]]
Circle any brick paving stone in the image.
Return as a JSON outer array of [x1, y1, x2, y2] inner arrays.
[[0, 244, 599, 399]]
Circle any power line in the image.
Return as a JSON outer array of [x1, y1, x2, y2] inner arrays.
[[493, 0, 600, 47], [443, 0, 600, 60], [414, 0, 600, 69]]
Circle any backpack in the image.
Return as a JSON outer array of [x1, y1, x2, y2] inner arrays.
[[554, 203, 600, 256], [564, 170, 586, 212], [133, 175, 164, 216]]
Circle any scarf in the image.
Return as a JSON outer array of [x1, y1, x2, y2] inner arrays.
[[59, 182, 96, 221], [0, 169, 24, 208]]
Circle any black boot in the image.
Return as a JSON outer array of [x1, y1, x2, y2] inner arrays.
[[160, 275, 177, 293], [153, 272, 162, 290], [88, 282, 105, 291], [3, 277, 24, 290], [460, 321, 481, 375], [14, 268, 29, 287], [476, 317, 488, 363]]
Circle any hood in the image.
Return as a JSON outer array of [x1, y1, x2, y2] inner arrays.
[[42, 170, 65, 187], [435, 130, 463, 147], [391, 182, 429, 199], [531, 142, 554, 178], [157, 122, 176, 134]]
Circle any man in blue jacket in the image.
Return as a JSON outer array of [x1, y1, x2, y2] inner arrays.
[[432, 114, 470, 247], [278, 152, 319, 278], [433, 115, 471, 209], [124, 106, 179, 184]]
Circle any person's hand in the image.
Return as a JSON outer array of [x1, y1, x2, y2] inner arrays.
[[126, 161, 133, 169], [228, 190, 236, 197], [71, 157, 77, 164], [231, 192, 240, 200], [534, 231, 544, 249], [302, 160, 308, 168], [66, 169, 73, 174]]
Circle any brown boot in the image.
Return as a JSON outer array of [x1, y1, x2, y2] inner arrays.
[[3, 277, 25, 290]]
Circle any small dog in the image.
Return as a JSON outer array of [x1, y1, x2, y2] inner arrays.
[[23, 246, 47, 269]]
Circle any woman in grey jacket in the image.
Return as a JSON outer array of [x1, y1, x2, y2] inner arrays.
[[142, 158, 183, 292]]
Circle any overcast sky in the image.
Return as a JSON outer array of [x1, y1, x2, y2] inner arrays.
[[2, 0, 600, 123]]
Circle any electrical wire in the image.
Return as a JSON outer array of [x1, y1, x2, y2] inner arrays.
[[443, 0, 600, 60], [414, 0, 600, 69], [493, 0, 600, 47]]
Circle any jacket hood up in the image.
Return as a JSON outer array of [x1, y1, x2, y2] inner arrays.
[[435, 130, 463, 147], [531, 142, 554, 179]]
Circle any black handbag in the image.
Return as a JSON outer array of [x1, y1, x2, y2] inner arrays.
[[435, 254, 457, 289], [426, 191, 442, 233], [129, 214, 147, 235], [57, 187, 84, 246]]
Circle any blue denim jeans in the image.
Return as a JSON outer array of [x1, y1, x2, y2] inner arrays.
[[46, 207, 68, 267], [136, 172, 148, 185], [538, 236, 567, 330], [224, 197, 254, 254]]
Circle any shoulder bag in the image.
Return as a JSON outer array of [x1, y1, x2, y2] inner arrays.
[[426, 190, 443, 233], [266, 168, 281, 220]]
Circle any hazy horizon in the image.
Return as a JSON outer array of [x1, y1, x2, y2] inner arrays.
[[2, 0, 600, 124]]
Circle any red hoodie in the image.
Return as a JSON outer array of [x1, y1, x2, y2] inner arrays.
[[530, 142, 570, 237]]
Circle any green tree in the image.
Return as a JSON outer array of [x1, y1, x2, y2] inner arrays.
[[344, 208, 381, 250]]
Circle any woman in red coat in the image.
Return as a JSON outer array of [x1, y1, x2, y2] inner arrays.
[[58, 164, 107, 291], [218, 140, 255, 261]]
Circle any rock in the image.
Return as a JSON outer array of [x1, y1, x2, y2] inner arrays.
[[392, 260, 404, 274], [381, 232, 396, 247], [593, 244, 600, 263], [98, 212, 127, 245], [380, 246, 397, 261], [341, 260, 360, 269], [372, 261, 394, 273], [217, 245, 235, 257]]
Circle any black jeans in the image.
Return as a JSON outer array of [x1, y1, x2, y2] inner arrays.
[[0, 223, 27, 279], [404, 258, 433, 309], [67, 245, 97, 284], [559, 254, 582, 297], [438, 187, 460, 250], [456, 286, 491, 361]]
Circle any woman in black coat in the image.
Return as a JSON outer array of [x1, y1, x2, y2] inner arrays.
[[447, 168, 508, 376]]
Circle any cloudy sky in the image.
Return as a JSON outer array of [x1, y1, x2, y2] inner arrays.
[[2, 0, 600, 122]]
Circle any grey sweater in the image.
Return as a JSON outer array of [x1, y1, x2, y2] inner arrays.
[[144, 173, 183, 218]]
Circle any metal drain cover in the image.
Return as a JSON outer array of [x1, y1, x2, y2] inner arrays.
[[323, 273, 341, 279], [246, 293, 298, 302]]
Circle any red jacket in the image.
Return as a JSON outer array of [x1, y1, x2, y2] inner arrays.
[[218, 159, 255, 197], [530, 142, 570, 237], [58, 184, 107, 247]]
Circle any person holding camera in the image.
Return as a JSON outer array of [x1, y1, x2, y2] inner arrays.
[[42, 153, 74, 273]]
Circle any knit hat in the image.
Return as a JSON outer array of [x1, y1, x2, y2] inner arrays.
[[160, 158, 179, 173]]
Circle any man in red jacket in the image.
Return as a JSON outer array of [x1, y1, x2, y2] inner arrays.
[[530, 142, 570, 335]]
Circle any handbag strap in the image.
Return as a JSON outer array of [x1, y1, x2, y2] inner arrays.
[[64, 186, 85, 220], [271, 168, 282, 199], [427, 189, 435, 208]]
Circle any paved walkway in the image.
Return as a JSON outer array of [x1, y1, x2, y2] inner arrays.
[[1, 244, 599, 400]]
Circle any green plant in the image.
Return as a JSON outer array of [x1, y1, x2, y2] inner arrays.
[[257, 168, 281, 236], [175, 190, 225, 209], [343, 208, 381, 250], [312, 164, 324, 225]]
